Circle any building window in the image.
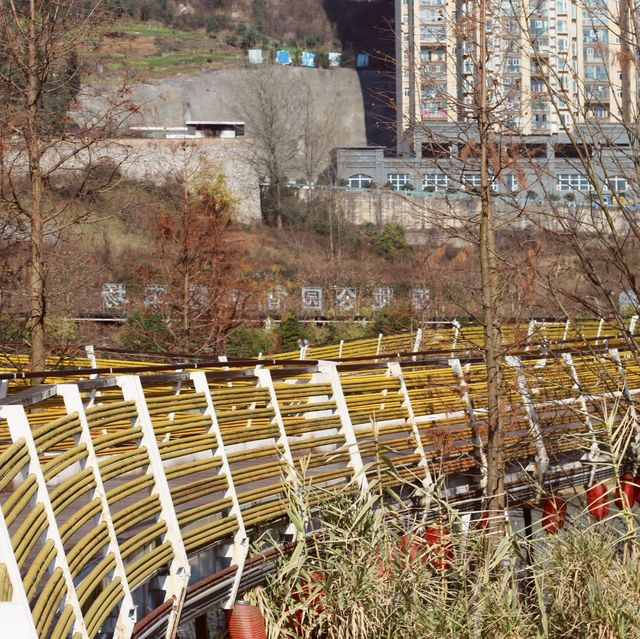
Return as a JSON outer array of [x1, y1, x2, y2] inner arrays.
[[423, 173, 448, 191], [557, 0, 567, 12], [534, 113, 547, 128], [592, 104, 608, 119], [347, 174, 373, 189], [557, 173, 592, 191], [504, 174, 518, 192], [387, 173, 410, 190], [531, 79, 545, 92], [607, 176, 627, 193], [422, 101, 448, 118], [462, 172, 481, 190], [506, 58, 520, 71], [557, 18, 567, 31]]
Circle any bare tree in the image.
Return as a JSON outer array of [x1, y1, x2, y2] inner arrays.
[[0, 0, 134, 377], [139, 150, 254, 354], [236, 67, 343, 228]]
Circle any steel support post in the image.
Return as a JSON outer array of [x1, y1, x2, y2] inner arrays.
[[451, 319, 461, 354], [84, 344, 101, 408], [317, 362, 369, 494], [506, 356, 549, 496], [254, 367, 299, 537], [387, 362, 433, 500], [595, 318, 605, 345], [190, 371, 249, 608], [525, 319, 536, 351], [609, 348, 640, 469], [0, 405, 90, 639], [412, 328, 423, 359], [56, 384, 136, 637], [116, 376, 190, 639], [449, 358, 488, 492], [0, 504, 39, 639], [561, 352, 601, 484]]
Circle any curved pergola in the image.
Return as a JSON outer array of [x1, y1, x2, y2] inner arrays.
[[0, 320, 638, 639]]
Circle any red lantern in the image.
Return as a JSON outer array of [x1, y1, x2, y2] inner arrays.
[[226, 602, 267, 639], [615, 475, 636, 510], [422, 525, 453, 571], [541, 496, 567, 534], [290, 571, 326, 634], [398, 533, 425, 564], [587, 482, 609, 520]]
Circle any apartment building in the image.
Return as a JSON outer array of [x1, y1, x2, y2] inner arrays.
[[396, 0, 634, 153], [335, 0, 637, 208]]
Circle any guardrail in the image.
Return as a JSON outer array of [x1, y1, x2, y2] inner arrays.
[[0, 324, 639, 638]]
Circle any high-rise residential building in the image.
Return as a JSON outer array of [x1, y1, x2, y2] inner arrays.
[[395, 0, 635, 155], [335, 0, 637, 206]]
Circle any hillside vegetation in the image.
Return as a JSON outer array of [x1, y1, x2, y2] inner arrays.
[[81, 0, 394, 81]]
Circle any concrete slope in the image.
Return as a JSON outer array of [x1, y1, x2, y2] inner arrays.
[[127, 66, 368, 146]]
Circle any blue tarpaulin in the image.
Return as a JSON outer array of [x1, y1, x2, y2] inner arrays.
[[301, 51, 316, 67], [356, 52, 369, 68], [275, 49, 292, 65]]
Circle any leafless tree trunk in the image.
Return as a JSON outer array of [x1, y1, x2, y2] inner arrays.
[[0, 0, 134, 378], [477, 0, 505, 522]]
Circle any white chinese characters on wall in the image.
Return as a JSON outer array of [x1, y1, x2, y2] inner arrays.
[[102, 283, 127, 310], [144, 284, 166, 307], [301, 287, 323, 313], [105, 282, 432, 316], [411, 288, 431, 311], [267, 286, 288, 311], [372, 287, 393, 310], [335, 287, 357, 312]]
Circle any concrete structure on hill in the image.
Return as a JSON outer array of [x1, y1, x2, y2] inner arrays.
[[78, 67, 370, 224]]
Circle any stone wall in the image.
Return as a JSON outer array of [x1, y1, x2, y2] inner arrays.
[[108, 138, 262, 223]]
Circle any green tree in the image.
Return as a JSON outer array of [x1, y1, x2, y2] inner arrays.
[[225, 327, 273, 357], [121, 310, 169, 352], [372, 301, 412, 335], [277, 312, 311, 352], [376, 223, 408, 258]]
